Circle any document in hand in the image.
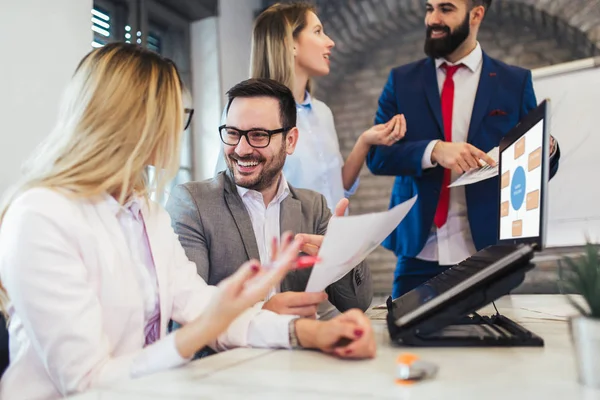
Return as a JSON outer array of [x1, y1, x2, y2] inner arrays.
[[305, 196, 417, 292], [448, 146, 499, 188]]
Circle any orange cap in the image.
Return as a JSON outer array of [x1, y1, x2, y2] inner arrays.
[[397, 353, 419, 365]]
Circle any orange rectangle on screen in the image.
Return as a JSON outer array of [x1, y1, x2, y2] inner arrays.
[[512, 220, 523, 237], [528, 147, 542, 171], [501, 171, 510, 189], [527, 189, 540, 211], [501, 201, 509, 217], [514, 137, 525, 159]]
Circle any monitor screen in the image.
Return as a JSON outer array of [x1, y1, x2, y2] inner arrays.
[[499, 119, 544, 241]]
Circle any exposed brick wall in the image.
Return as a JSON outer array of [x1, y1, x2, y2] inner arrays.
[[263, 0, 600, 295]]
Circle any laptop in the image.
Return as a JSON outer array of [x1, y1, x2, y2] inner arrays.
[[386, 99, 551, 345]]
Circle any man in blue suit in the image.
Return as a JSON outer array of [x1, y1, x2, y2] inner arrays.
[[367, 0, 560, 298]]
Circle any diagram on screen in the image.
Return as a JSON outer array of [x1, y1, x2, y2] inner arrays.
[[499, 121, 543, 240]]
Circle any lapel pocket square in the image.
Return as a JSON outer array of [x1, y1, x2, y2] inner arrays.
[[489, 109, 508, 116]]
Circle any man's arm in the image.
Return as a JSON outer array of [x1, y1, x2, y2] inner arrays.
[[366, 69, 433, 178], [521, 70, 560, 179], [315, 196, 373, 312], [165, 184, 210, 281]]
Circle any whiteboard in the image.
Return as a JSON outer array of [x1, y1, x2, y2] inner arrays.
[[532, 58, 600, 247]]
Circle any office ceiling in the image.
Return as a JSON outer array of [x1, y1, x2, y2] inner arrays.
[[154, 0, 218, 21]]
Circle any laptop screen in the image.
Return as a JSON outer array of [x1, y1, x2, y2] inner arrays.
[[498, 100, 549, 248]]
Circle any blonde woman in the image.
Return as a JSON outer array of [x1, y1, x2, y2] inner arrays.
[[0, 43, 376, 400], [215, 2, 406, 212]]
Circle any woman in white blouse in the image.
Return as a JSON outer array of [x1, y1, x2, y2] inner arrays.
[[215, 2, 406, 211], [0, 43, 376, 400]]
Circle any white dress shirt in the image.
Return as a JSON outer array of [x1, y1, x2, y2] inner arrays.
[[236, 174, 290, 299], [417, 43, 483, 265], [0, 188, 295, 400], [215, 92, 358, 213]]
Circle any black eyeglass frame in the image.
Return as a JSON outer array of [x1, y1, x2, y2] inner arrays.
[[184, 108, 194, 130], [218, 124, 292, 148]]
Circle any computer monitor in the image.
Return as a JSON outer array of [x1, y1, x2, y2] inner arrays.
[[387, 100, 550, 333], [498, 99, 549, 250]]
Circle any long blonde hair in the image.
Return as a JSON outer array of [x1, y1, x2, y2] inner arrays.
[[250, 2, 316, 94], [0, 43, 185, 310]]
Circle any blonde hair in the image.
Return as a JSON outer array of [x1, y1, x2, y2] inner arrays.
[[250, 2, 316, 94], [0, 43, 185, 311]]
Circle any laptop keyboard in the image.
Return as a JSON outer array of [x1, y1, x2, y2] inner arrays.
[[428, 244, 523, 290]]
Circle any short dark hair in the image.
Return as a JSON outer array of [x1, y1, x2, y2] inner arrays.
[[471, 0, 492, 10], [225, 78, 296, 130]]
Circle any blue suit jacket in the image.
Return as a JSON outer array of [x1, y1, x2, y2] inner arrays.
[[366, 53, 560, 258]]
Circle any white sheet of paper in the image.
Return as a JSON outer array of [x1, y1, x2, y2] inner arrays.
[[448, 146, 499, 188], [305, 196, 417, 293]]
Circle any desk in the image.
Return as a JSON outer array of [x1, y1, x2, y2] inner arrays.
[[70, 295, 600, 400]]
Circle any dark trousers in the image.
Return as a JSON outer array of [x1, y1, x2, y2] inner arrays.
[[392, 256, 451, 299]]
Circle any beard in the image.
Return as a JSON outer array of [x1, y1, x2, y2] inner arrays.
[[225, 142, 287, 192], [424, 12, 470, 59]]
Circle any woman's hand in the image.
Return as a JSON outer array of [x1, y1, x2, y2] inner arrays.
[[295, 309, 376, 359], [175, 232, 302, 358], [360, 114, 406, 147]]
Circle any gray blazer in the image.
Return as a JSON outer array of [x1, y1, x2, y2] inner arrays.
[[165, 171, 373, 312]]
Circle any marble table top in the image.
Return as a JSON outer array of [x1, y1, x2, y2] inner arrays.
[[69, 295, 600, 400]]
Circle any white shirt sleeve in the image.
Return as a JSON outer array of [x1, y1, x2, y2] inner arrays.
[[421, 140, 440, 169]]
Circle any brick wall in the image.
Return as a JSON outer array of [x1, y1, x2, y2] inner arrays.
[[263, 0, 600, 295]]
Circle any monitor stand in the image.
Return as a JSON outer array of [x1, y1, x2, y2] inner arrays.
[[386, 264, 544, 347]]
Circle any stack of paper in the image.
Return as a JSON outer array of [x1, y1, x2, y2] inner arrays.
[[305, 196, 417, 293], [448, 146, 499, 187]]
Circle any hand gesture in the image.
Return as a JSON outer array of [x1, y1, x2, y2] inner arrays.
[[431, 141, 496, 174], [201, 232, 303, 333], [361, 114, 406, 147]]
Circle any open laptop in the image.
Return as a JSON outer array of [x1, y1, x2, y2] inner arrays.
[[386, 99, 551, 345]]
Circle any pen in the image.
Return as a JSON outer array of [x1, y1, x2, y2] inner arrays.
[[294, 255, 321, 269], [264, 256, 321, 271]]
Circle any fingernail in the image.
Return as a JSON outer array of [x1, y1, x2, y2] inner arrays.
[[345, 349, 353, 355], [251, 265, 260, 273], [354, 329, 363, 338]]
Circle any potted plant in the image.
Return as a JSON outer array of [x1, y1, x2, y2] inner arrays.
[[559, 241, 600, 389]]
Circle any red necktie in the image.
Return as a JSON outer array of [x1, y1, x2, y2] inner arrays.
[[434, 63, 462, 228]]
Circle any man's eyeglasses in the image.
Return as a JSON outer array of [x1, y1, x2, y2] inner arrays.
[[184, 108, 194, 130], [219, 125, 291, 149]]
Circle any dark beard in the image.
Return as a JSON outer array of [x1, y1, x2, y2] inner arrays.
[[424, 12, 470, 59], [226, 142, 286, 192]]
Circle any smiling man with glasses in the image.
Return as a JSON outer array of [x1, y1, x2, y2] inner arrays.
[[166, 78, 372, 328]]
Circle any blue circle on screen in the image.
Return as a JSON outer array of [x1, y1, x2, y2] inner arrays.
[[511, 166, 526, 211]]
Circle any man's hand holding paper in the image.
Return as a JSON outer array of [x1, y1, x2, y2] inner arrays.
[[303, 196, 418, 293]]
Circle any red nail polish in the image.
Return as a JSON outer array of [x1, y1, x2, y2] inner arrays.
[[345, 349, 352, 355], [251, 265, 260, 273], [354, 329, 363, 338]]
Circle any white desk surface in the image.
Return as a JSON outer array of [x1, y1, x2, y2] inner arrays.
[[69, 295, 600, 400]]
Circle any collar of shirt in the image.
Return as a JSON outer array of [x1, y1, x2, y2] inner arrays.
[[435, 41, 483, 73], [236, 173, 290, 206], [296, 91, 312, 111], [104, 193, 144, 221]]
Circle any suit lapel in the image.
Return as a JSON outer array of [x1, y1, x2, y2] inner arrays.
[[279, 190, 303, 292], [223, 173, 261, 261], [423, 58, 444, 138], [467, 53, 497, 143]]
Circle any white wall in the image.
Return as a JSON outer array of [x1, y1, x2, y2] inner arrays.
[[189, 0, 262, 180], [0, 0, 92, 194], [217, 0, 262, 105], [191, 17, 222, 181]]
